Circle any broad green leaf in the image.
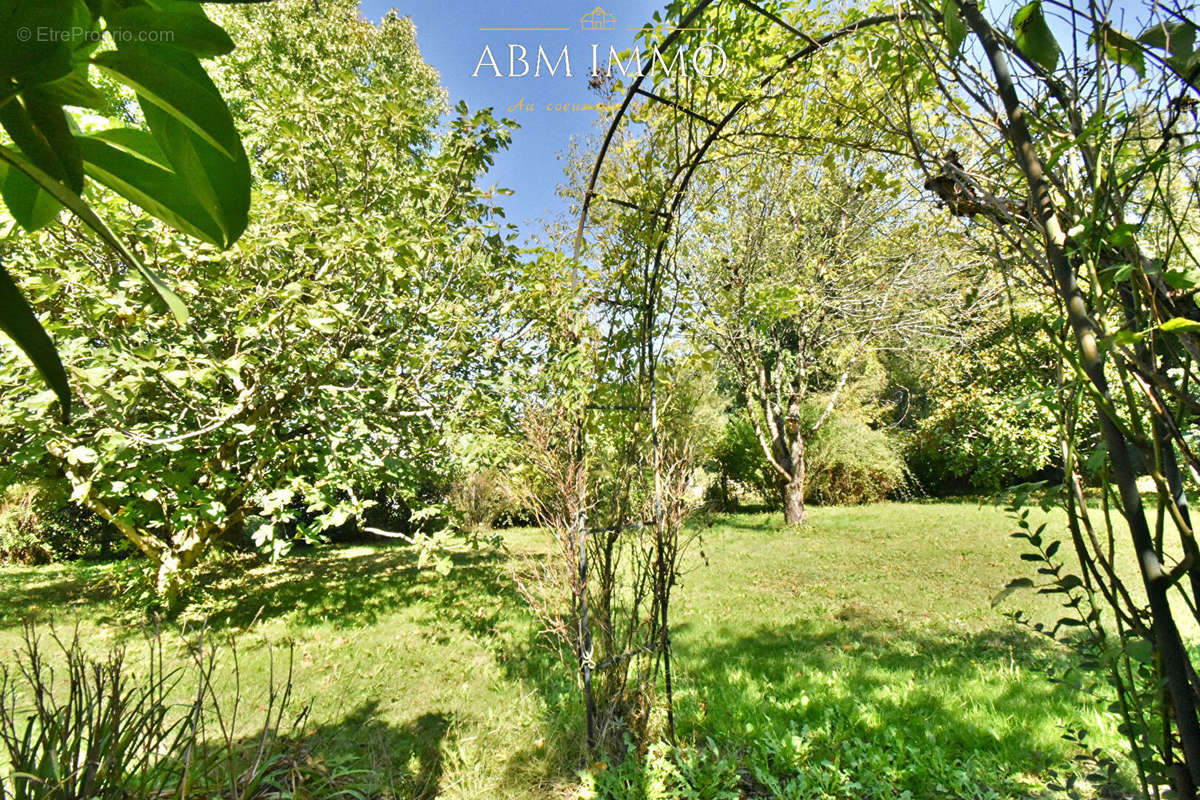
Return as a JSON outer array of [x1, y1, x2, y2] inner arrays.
[[1012, 1, 1061, 72], [1139, 19, 1196, 59], [1110, 328, 1146, 346], [0, 94, 79, 191], [76, 128, 226, 245], [1127, 638, 1154, 664], [92, 42, 250, 245], [0, 261, 70, 420], [39, 69, 106, 109], [93, 42, 242, 160], [0, 141, 188, 322], [139, 99, 249, 246], [1164, 267, 1200, 290], [107, 6, 235, 58], [24, 89, 83, 193], [0, 0, 75, 81], [942, 0, 967, 58], [1160, 317, 1200, 334], [0, 158, 61, 230], [64, 445, 97, 464], [1108, 262, 1135, 283], [1092, 23, 1146, 77]]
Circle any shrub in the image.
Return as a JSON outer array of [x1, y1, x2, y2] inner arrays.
[[447, 468, 520, 534], [905, 387, 1058, 494], [806, 415, 909, 505], [900, 311, 1061, 495], [0, 482, 119, 564], [708, 410, 779, 509], [708, 409, 909, 509]]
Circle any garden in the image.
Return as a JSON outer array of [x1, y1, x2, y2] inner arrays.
[[1, 0, 1199, 797]]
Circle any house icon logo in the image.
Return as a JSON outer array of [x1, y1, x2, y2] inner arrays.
[[580, 6, 616, 31]]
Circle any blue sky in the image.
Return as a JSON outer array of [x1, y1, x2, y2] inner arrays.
[[357, 0, 1160, 233], [358, 0, 667, 232]]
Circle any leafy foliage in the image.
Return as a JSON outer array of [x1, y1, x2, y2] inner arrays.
[[0, 625, 358, 800], [806, 412, 908, 506], [0, 0, 532, 599], [905, 313, 1060, 494], [0, 480, 117, 564], [1, 0, 260, 415]]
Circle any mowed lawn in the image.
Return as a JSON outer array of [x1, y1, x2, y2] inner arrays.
[[0, 502, 1138, 798]]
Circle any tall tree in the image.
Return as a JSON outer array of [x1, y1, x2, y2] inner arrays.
[[684, 149, 977, 522], [0, 0, 531, 600]]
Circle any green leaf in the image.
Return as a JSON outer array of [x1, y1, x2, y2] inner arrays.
[[0, 94, 79, 191], [93, 42, 242, 160], [1012, 1, 1061, 72], [138, 99, 249, 247], [23, 89, 83, 193], [64, 445, 97, 464], [0, 262, 70, 420], [92, 41, 251, 246], [76, 128, 227, 245], [1160, 317, 1200, 334], [0, 0, 75, 82], [0, 141, 188, 322], [1139, 19, 1196, 59], [38, 69, 106, 110], [942, 0, 967, 58], [0, 158, 61, 231], [107, 5, 235, 58], [1092, 23, 1146, 77], [1127, 638, 1154, 665], [1110, 328, 1146, 346], [1164, 267, 1200, 291]]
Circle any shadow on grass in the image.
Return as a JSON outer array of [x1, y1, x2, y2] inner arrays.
[[0, 561, 119, 629], [299, 701, 451, 799], [668, 614, 1119, 796], [170, 546, 513, 633], [0, 539, 1122, 796]]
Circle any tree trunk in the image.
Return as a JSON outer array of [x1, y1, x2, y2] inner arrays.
[[783, 476, 806, 524], [782, 428, 807, 525]]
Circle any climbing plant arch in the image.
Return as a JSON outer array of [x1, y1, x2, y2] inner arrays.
[[572, 2, 921, 265], [561, 0, 933, 749]]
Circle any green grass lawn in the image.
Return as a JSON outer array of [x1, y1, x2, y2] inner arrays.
[[0, 502, 1141, 798]]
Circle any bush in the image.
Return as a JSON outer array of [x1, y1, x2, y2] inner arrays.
[[708, 408, 908, 509], [708, 410, 780, 509], [447, 468, 520, 533], [899, 311, 1061, 495], [806, 415, 909, 505], [0, 482, 119, 564], [905, 387, 1058, 494]]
